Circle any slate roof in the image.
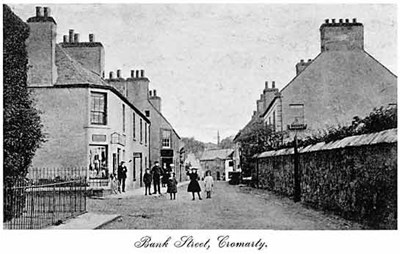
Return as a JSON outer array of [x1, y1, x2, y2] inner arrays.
[[55, 44, 107, 86], [258, 128, 397, 158], [200, 149, 234, 161]]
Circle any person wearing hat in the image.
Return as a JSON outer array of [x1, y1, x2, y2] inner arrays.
[[117, 161, 128, 192], [151, 161, 163, 194], [187, 168, 202, 200]]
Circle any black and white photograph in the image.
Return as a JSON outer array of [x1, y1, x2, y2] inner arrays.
[[1, 1, 399, 253]]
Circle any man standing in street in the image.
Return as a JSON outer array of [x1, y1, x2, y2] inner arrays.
[[151, 161, 163, 194], [118, 161, 128, 192]]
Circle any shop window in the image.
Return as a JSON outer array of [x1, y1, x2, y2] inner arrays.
[[89, 145, 108, 179], [90, 92, 107, 125]]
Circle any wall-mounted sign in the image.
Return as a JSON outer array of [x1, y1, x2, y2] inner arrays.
[[161, 149, 173, 157], [92, 134, 107, 142]]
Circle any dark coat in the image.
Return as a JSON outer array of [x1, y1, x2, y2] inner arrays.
[[187, 172, 201, 192], [151, 165, 163, 178], [167, 178, 178, 193], [143, 172, 152, 185], [118, 165, 127, 180]]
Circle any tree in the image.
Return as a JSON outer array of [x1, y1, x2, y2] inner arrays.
[[235, 119, 282, 176], [3, 5, 45, 221], [181, 137, 206, 158], [219, 136, 235, 149]]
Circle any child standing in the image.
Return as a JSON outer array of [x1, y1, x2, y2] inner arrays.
[[204, 171, 214, 199], [143, 168, 152, 196], [110, 174, 119, 194], [167, 172, 178, 200]]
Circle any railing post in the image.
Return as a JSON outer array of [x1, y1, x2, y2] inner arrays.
[[30, 185, 34, 229], [52, 184, 56, 224]]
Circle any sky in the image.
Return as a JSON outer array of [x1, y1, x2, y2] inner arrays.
[[9, 3, 397, 143]]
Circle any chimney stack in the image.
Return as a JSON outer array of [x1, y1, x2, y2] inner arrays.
[[69, 29, 74, 43], [35, 6, 42, 17], [131, 70, 135, 78], [141, 70, 145, 78], [43, 7, 50, 17], [117, 69, 121, 78], [109, 71, 114, 79], [74, 33, 79, 43], [89, 34, 94, 42], [63, 35, 68, 43]]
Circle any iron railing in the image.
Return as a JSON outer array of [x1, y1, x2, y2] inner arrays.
[[3, 167, 87, 229]]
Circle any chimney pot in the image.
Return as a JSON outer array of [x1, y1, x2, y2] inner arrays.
[[109, 71, 114, 79], [69, 29, 74, 43], [141, 70, 145, 78], [117, 69, 121, 78], [35, 6, 42, 17], [332, 19, 336, 23], [89, 34, 94, 42], [253, 110, 257, 116], [265, 81, 268, 89], [131, 70, 135, 78], [339, 18, 343, 23], [325, 19, 329, 24], [43, 7, 50, 17], [74, 33, 80, 43], [345, 18, 349, 23], [154, 90, 157, 97], [272, 81, 275, 88], [300, 59, 304, 63], [63, 35, 68, 43], [135, 70, 139, 78], [353, 18, 357, 23], [308, 59, 312, 62]]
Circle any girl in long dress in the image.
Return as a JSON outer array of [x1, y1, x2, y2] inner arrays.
[[187, 168, 202, 200], [204, 170, 214, 199]]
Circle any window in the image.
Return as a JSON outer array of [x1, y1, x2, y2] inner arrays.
[[145, 110, 150, 118], [288, 104, 305, 127], [89, 145, 108, 179], [90, 92, 107, 125], [162, 129, 171, 148], [144, 122, 148, 146], [140, 119, 143, 143], [122, 104, 126, 133], [132, 113, 136, 139]]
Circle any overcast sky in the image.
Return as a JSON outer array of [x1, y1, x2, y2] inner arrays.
[[9, 4, 397, 143]]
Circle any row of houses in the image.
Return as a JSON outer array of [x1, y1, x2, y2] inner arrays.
[[22, 6, 184, 191], [233, 18, 397, 173]]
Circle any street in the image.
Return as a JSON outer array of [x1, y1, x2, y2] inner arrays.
[[88, 181, 363, 230]]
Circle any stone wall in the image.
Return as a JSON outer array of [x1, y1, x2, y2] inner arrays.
[[256, 131, 397, 229]]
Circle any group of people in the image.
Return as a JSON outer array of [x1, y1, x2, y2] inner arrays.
[[143, 161, 178, 200], [110, 161, 216, 201]]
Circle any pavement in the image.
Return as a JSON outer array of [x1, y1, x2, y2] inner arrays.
[[47, 181, 190, 229]]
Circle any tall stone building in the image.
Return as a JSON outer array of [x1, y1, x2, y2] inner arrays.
[[236, 18, 397, 142], [105, 70, 183, 180], [22, 6, 170, 191]]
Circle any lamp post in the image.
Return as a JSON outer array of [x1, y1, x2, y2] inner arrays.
[[288, 123, 306, 203]]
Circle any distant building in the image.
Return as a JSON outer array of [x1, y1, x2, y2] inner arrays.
[[24, 6, 152, 191], [200, 149, 236, 181]]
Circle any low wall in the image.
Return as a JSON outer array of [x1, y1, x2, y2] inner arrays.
[[256, 130, 397, 229]]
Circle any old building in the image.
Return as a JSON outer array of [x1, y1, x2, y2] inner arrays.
[[262, 18, 397, 136], [236, 18, 397, 144], [200, 149, 235, 181], [24, 6, 150, 191], [105, 70, 183, 181]]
